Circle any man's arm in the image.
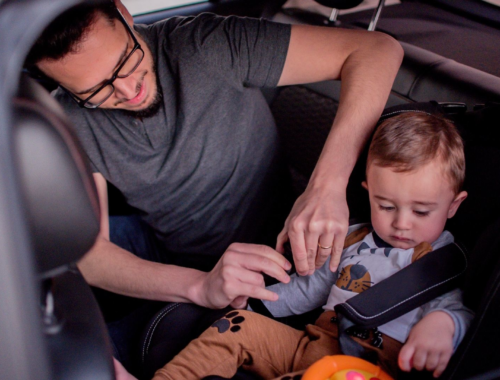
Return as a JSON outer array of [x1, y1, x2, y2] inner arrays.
[[276, 25, 404, 275], [77, 174, 291, 309]]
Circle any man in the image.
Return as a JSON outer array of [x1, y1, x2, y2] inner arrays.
[[26, 0, 403, 373]]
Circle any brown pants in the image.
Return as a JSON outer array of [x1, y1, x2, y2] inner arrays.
[[153, 310, 402, 380]]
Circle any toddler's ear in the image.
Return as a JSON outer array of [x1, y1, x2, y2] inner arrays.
[[448, 191, 468, 218], [361, 181, 368, 190]]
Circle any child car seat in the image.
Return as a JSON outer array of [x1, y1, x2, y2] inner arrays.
[[140, 101, 500, 380]]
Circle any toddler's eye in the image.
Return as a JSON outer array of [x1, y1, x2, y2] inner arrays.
[[379, 205, 395, 212], [414, 210, 430, 217]]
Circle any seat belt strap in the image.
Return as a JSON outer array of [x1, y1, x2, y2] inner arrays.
[[334, 241, 468, 329]]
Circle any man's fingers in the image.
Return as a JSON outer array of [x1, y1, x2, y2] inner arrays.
[[113, 357, 138, 380], [242, 255, 291, 284], [228, 243, 291, 270], [227, 265, 266, 287], [305, 231, 322, 275], [233, 283, 279, 302], [230, 296, 249, 309], [288, 232, 309, 276], [329, 235, 345, 272], [224, 248, 291, 284], [316, 232, 334, 269], [275, 230, 288, 253]]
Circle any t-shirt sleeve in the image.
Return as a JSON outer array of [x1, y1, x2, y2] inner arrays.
[[169, 13, 291, 88]]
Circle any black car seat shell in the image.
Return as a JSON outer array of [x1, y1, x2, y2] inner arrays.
[[14, 76, 100, 277], [13, 75, 114, 380], [1, 0, 116, 378]]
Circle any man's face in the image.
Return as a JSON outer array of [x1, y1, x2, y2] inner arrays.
[[363, 161, 467, 249], [38, 14, 158, 113]]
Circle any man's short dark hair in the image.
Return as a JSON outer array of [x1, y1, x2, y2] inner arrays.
[[25, 2, 119, 70]]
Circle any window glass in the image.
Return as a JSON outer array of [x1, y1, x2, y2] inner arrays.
[[122, 0, 208, 16]]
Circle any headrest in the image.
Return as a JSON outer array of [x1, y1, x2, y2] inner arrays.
[[12, 76, 100, 278], [313, 0, 363, 10]]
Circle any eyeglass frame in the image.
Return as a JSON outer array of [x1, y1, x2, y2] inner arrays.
[[60, 9, 145, 109]]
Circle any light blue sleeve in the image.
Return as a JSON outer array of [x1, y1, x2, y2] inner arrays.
[[257, 258, 339, 317], [420, 289, 474, 350], [251, 224, 368, 318]]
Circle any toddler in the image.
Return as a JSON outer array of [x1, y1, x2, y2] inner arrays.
[[152, 112, 474, 380]]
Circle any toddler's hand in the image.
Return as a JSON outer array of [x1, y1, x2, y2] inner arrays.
[[398, 311, 455, 378]]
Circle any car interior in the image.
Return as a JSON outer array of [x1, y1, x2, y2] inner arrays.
[[1, 0, 500, 379]]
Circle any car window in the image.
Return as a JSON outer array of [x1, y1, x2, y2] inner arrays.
[[122, 0, 208, 16]]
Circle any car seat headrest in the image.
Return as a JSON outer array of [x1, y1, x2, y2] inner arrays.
[[12, 75, 100, 278]]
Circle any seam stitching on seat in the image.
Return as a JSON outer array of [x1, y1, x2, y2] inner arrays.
[[380, 109, 432, 120], [141, 302, 181, 363]]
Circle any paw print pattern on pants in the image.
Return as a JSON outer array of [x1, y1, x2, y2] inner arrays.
[[211, 311, 245, 333]]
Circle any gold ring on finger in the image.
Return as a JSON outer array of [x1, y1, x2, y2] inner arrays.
[[318, 242, 332, 250]]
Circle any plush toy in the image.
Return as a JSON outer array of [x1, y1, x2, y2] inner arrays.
[[302, 355, 393, 380]]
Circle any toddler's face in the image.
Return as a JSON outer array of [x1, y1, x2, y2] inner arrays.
[[363, 161, 467, 249]]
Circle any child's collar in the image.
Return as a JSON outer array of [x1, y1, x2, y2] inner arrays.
[[372, 232, 393, 248]]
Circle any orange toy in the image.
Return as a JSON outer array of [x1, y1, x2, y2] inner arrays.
[[302, 355, 393, 380]]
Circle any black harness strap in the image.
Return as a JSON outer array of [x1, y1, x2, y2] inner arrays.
[[334, 242, 468, 329]]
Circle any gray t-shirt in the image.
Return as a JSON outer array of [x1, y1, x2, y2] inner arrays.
[[54, 14, 291, 266]]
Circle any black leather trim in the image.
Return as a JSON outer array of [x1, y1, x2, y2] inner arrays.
[[45, 268, 114, 379]]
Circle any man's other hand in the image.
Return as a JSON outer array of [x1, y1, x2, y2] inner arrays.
[[114, 358, 138, 380], [192, 243, 291, 309], [276, 185, 348, 275]]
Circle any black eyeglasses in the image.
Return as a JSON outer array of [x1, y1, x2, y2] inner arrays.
[[61, 10, 145, 109]]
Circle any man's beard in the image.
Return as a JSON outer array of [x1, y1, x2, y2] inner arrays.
[[122, 56, 163, 119], [122, 82, 163, 119]]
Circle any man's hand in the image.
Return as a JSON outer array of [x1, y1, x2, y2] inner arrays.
[[192, 243, 291, 309], [277, 185, 348, 275], [399, 311, 455, 378], [274, 25, 403, 277], [114, 358, 138, 380]]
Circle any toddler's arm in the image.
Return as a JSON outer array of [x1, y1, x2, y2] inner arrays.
[[257, 223, 369, 317], [399, 289, 474, 377], [258, 256, 338, 317], [398, 311, 455, 378]]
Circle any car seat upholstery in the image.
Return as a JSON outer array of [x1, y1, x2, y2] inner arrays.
[[11, 75, 114, 380], [140, 99, 500, 380], [273, 94, 500, 379]]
